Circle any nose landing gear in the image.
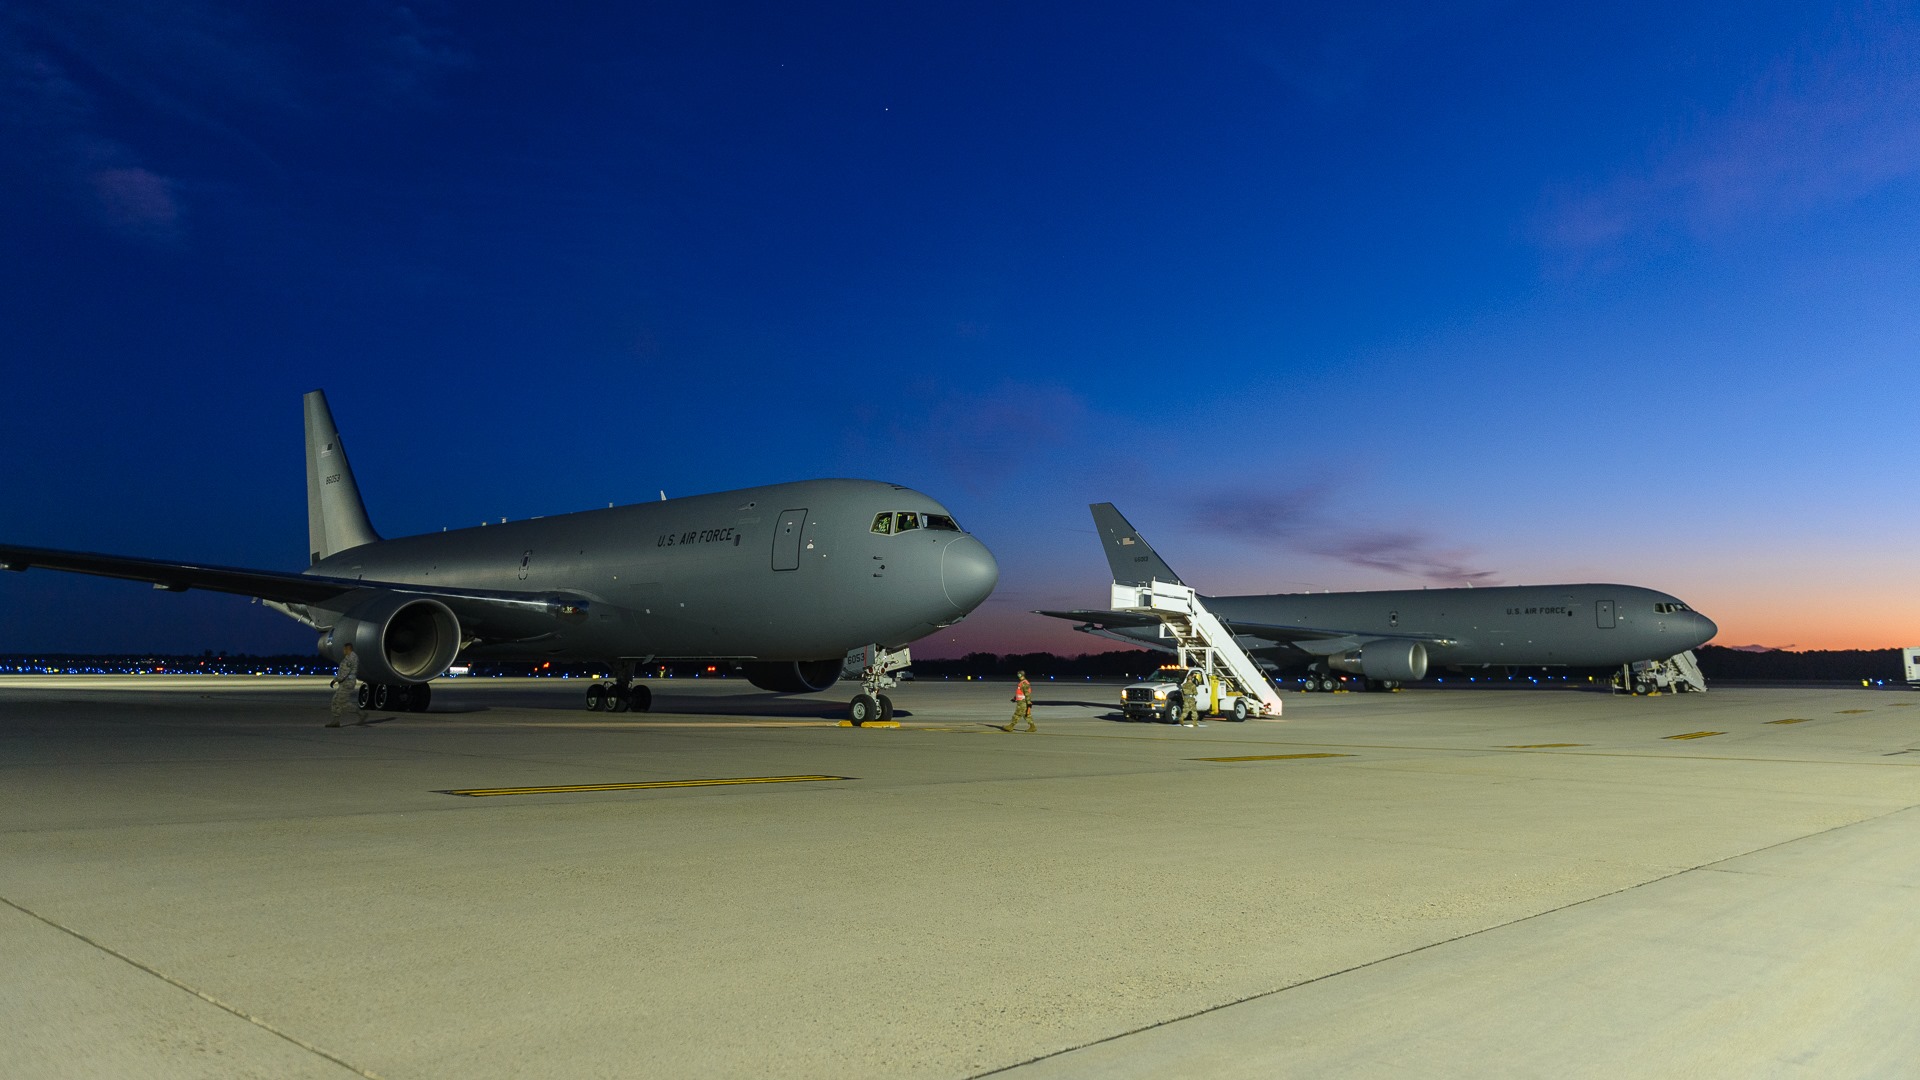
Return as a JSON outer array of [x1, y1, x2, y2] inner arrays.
[[847, 645, 908, 725]]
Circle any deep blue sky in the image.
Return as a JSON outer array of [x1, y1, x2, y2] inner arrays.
[[3, 2, 1918, 655]]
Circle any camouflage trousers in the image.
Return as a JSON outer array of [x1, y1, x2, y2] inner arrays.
[[1008, 701, 1034, 730], [331, 684, 358, 722]]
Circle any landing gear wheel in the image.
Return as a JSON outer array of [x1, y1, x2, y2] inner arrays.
[[1233, 698, 1249, 722], [607, 687, 630, 713], [370, 683, 391, 710], [357, 683, 372, 709], [849, 693, 880, 726], [1315, 675, 1334, 692], [585, 684, 606, 711], [409, 683, 432, 712], [877, 694, 894, 722], [628, 685, 652, 712]]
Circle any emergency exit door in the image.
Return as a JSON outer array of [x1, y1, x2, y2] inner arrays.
[[772, 509, 808, 571], [1596, 599, 1615, 628]]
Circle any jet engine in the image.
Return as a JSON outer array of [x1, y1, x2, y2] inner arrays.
[[1327, 640, 1428, 682], [741, 659, 843, 693], [318, 594, 461, 685]]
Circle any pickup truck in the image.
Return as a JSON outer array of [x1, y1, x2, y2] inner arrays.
[[1118, 666, 1255, 722]]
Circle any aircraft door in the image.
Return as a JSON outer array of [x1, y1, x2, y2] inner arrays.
[[1596, 599, 1615, 628], [772, 509, 808, 571]]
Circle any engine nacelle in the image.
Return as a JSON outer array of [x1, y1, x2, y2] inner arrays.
[[741, 659, 843, 693], [318, 595, 461, 685], [1327, 640, 1428, 682]]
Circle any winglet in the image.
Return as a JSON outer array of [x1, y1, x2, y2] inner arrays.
[[1090, 503, 1183, 586], [303, 390, 380, 563]]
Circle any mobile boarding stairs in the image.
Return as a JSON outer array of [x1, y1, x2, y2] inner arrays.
[[1111, 580, 1285, 719]]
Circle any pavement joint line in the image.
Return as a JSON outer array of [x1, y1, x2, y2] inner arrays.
[[1192, 753, 1355, 762], [966, 800, 1920, 1080], [1665, 731, 1727, 740], [1502, 743, 1588, 748], [0, 893, 383, 1079], [438, 774, 854, 796]]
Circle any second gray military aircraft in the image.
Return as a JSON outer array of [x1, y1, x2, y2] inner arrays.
[[0, 391, 999, 722], [1039, 504, 1716, 693]]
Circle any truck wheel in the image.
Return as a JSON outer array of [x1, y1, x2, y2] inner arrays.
[[1233, 698, 1249, 722]]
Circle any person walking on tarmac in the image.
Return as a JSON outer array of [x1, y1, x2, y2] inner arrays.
[[1179, 668, 1206, 728], [1002, 670, 1036, 732], [326, 643, 360, 728]]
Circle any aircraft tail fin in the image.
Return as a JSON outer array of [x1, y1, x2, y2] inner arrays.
[[1090, 503, 1184, 586], [303, 390, 380, 563]]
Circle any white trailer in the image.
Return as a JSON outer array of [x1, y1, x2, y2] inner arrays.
[[1903, 647, 1920, 686]]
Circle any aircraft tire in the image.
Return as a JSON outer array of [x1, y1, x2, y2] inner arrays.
[[410, 683, 432, 712], [370, 683, 391, 710], [849, 693, 879, 725], [628, 685, 652, 712], [877, 694, 894, 722], [607, 689, 630, 713], [357, 683, 372, 709], [585, 684, 605, 711]]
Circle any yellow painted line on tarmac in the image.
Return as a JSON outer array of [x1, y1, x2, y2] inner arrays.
[[1838, 709, 1871, 714], [438, 775, 853, 797], [1193, 753, 1354, 762], [1664, 731, 1725, 741], [1767, 718, 1812, 725], [1503, 743, 1587, 749]]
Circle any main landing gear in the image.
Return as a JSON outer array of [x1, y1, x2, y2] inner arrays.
[[847, 645, 910, 725], [357, 682, 433, 712], [584, 660, 652, 712]]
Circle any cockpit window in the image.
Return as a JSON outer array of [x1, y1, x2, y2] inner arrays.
[[1653, 602, 1690, 614], [872, 510, 963, 535]]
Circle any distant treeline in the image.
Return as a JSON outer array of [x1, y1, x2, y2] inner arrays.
[[1693, 645, 1902, 683], [0, 645, 1906, 683], [920, 645, 1911, 684]]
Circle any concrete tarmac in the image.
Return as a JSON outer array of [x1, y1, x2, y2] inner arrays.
[[2, 675, 1917, 1079]]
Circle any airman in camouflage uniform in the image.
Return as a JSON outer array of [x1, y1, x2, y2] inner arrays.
[[1179, 669, 1205, 727], [1003, 671, 1035, 732], [327, 643, 360, 727]]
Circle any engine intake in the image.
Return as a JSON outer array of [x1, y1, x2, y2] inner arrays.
[[1327, 640, 1428, 682], [318, 594, 461, 685], [741, 659, 843, 693]]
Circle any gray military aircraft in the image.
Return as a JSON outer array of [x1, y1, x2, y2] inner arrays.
[[1038, 503, 1716, 693], [0, 391, 998, 723]]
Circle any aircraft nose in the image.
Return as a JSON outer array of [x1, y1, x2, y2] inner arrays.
[[1690, 611, 1718, 647], [941, 535, 999, 613]]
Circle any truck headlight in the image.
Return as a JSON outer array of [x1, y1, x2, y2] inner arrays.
[[1153, 690, 1166, 699]]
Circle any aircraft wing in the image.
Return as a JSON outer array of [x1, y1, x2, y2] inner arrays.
[[0, 543, 579, 624], [1033, 608, 1452, 653]]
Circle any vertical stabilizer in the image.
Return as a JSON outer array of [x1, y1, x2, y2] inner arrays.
[[304, 390, 380, 563], [1090, 503, 1184, 586]]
